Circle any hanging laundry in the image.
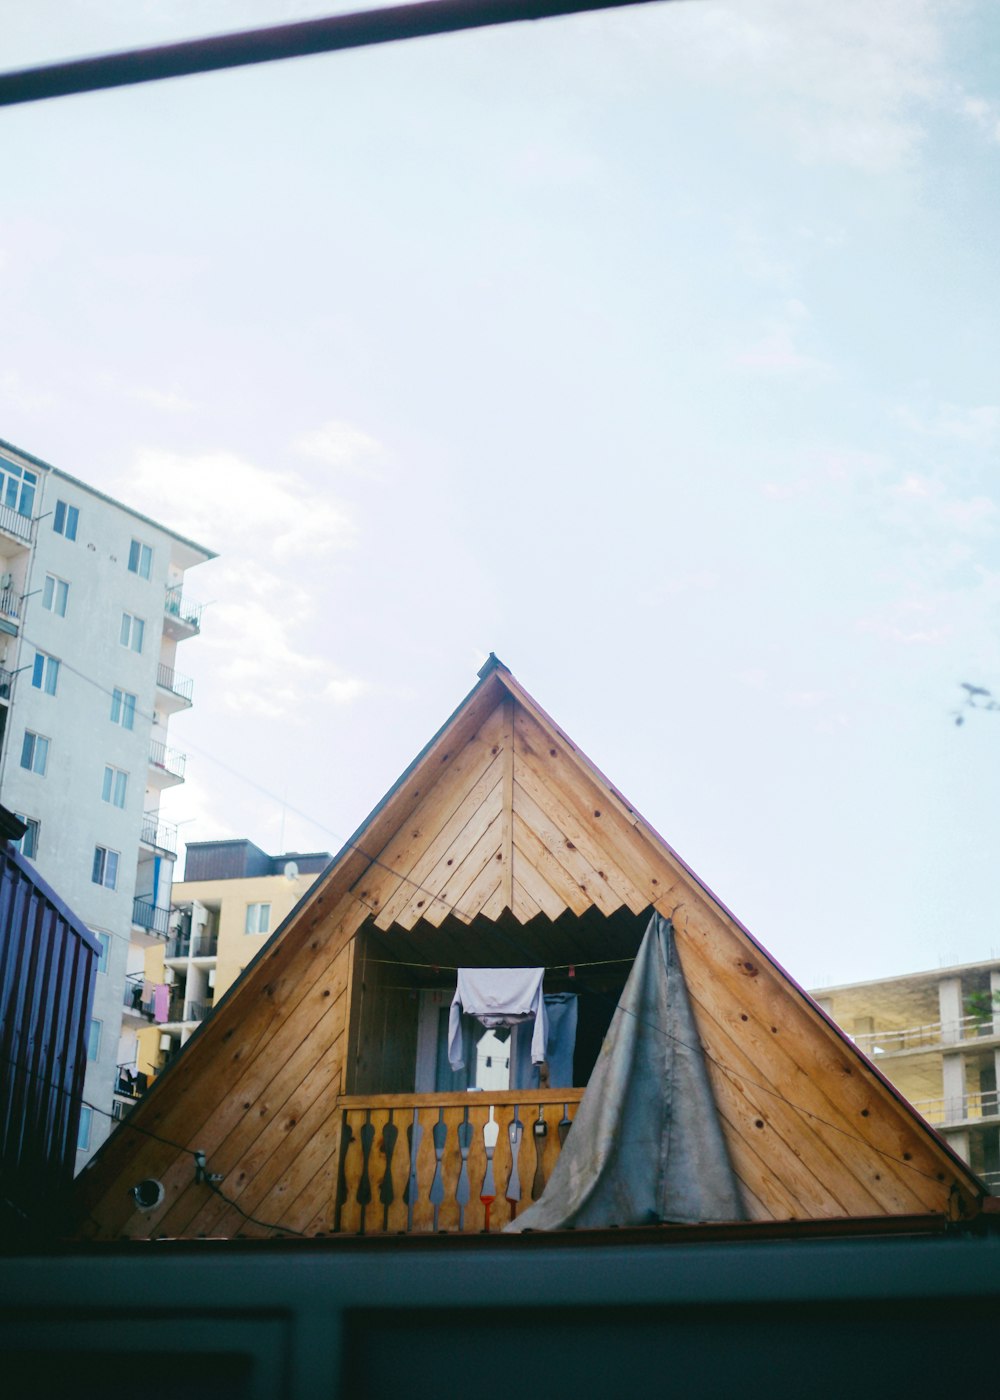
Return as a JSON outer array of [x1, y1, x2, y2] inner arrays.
[[511, 992, 579, 1090], [153, 983, 169, 1023], [448, 968, 547, 1071]]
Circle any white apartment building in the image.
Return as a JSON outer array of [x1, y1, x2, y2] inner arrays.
[[811, 957, 1000, 1192], [0, 437, 214, 1171]]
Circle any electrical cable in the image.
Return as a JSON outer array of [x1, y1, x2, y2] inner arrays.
[[0, 1048, 305, 1238]]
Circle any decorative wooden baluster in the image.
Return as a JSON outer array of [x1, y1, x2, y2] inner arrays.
[[380, 1112, 398, 1232], [403, 1109, 423, 1234], [333, 1117, 355, 1233], [480, 1106, 499, 1233], [558, 1103, 572, 1148], [531, 1106, 548, 1201], [456, 1108, 473, 1231], [505, 1108, 523, 1221], [429, 1110, 447, 1232], [357, 1110, 375, 1235]]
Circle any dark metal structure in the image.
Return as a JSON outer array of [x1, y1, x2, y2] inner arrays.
[[0, 0, 672, 108], [0, 837, 100, 1240]]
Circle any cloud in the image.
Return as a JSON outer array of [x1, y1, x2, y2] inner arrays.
[[735, 300, 829, 376], [292, 420, 382, 474], [894, 403, 1000, 446], [959, 94, 1000, 145], [121, 447, 358, 557], [113, 445, 371, 723], [133, 386, 196, 414], [663, 0, 945, 172]]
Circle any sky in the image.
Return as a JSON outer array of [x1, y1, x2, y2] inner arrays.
[[1, 0, 998, 989]]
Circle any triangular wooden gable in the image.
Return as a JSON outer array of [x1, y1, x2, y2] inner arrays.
[[73, 657, 984, 1240]]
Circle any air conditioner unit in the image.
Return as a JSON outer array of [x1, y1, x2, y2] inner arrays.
[[0, 573, 12, 592], [159, 1033, 173, 1053]]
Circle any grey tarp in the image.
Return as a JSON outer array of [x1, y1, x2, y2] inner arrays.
[[505, 913, 745, 1231]]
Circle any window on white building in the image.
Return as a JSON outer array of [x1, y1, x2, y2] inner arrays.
[[101, 765, 128, 809], [0, 456, 37, 517], [93, 929, 111, 974], [87, 1018, 102, 1061], [31, 650, 60, 695], [20, 731, 49, 776], [245, 902, 271, 935], [92, 845, 119, 890], [77, 1105, 92, 1150], [110, 687, 137, 730], [128, 538, 153, 579], [42, 573, 69, 616], [53, 499, 79, 540], [13, 814, 39, 859], [120, 612, 144, 653]]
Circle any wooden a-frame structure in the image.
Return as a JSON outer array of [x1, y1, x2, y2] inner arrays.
[[73, 656, 984, 1240]]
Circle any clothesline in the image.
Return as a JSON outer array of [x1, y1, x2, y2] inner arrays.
[[361, 955, 635, 972]]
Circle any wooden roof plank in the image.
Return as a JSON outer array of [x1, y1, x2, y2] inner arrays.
[[511, 778, 624, 918], [511, 810, 591, 917], [391, 781, 504, 929]]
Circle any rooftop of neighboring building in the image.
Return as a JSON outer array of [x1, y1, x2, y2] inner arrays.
[[182, 838, 331, 883]]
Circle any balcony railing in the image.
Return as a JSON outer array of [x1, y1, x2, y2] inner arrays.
[[853, 1014, 1000, 1056], [166, 930, 218, 959], [122, 976, 154, 1019], [156, 662, 194, 704], [165, 997, 213, 1024], [164, 586, 203, 632], [0, 666, 12, 701], [0, 587, 19, 622], [140, 814, 178, 853], [911, 1090, 1000, 1127], [0, 501, 33, 543], [132, 897, 171, 936], [114, 1065, 149, 1100], [334, 1088, 583, 1235], [149, 740, 186, 781]]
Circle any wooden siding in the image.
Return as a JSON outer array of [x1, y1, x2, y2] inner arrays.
[[72, 664, 983, 1240]]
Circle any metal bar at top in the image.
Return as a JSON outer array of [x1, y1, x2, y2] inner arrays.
[[0, 0, 672, 108]]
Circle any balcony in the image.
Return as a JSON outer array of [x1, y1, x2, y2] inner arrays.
[[334, 1088, 583, 1235], [148, 740, 186, 787], [853, 1014, 1000, 1057], [114, 1065, 149, 1100], [166, 931, 218, 959], [911, 1090, 1000, 1129], [132, 897, 172, 937], [140, 814, 178, 854], [0, 501, 34, 545], [122, 975, 154, 1020], [155, 662, 194, 710], [0, 587, 19, 627], [163, 586, 203, 640]]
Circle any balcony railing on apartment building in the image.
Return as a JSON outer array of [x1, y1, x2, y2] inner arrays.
[[140, 813, 178, 853], [911, 1089, 1000, 1127], [122, 975, 155, 1019], [166, 931, 218, 959], [0, 587, 19, 623], [114, 1065, 149, 1100], [149, 740, 186, 781], [166, 998, 212, 1025], [0, 666, 12, 701], [155, 662, 194, 705], [0, 502, 34, 543], [164, 585, 203, 632], [132, 897, 172, 937], [853, 1015, 1000, 1056]]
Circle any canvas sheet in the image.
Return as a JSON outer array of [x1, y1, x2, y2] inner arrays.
[[505, 913, 745, 1231]]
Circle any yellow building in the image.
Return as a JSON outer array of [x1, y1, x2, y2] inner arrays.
[[137, 840, 330, 1079]]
